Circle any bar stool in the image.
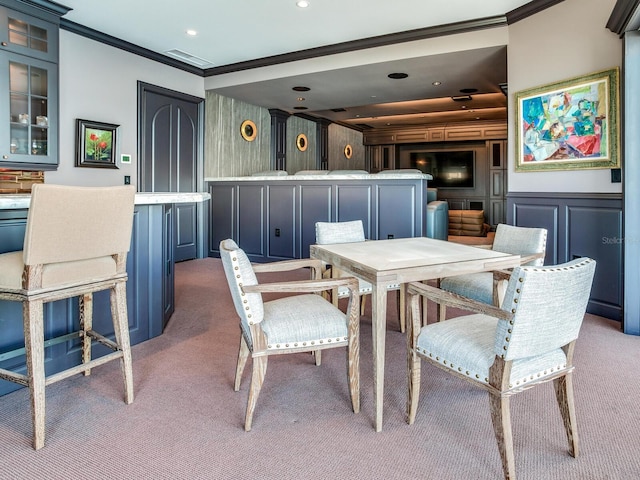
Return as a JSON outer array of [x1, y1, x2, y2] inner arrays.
[[0, 184, 136, 449]]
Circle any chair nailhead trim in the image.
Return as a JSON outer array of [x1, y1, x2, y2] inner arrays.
[[417, 348, 486, 384], [266, 335, 348, 350]]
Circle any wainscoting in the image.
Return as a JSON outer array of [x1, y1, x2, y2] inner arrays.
[[507, 192, 622, 322]]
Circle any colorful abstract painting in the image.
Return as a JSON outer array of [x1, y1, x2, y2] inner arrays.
[[515, 68, 619, 172]]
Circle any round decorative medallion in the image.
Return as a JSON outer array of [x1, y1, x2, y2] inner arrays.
[[240, 120, 257, 142], [296, 133, 308, 152], [344, 144, 353, 159]]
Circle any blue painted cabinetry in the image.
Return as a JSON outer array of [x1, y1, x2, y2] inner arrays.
[[0, 203, 175, 396], [207, 176, 428, 262]]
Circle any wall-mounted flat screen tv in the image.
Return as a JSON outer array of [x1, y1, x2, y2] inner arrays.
[[409, 150, 475, 188]]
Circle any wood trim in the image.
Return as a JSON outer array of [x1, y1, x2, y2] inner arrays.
[[506, 0, 565, 25], [57, 2, 566, 78], [204, 16, 507, 76], [60, 19, 205, 76], [6, 0, 71, 19], [606, 0, 640, 35]]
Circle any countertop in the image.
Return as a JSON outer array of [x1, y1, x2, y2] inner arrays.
[[205, 173, 432, 181], [0, 191, 211, 210]]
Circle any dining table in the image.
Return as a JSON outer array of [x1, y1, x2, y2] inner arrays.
[[310, 236, 521, 432]]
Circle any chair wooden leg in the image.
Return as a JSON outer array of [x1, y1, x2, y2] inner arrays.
[[245, 355, 267, 431], [398, 289, 406, 333], [313, 350, 322, 366], [406, 293, 421, 424], [23, 299, 46, 450], [235, 336, 250, 391], [79, 293, 93, 376], [433, 279, 443, 323], [489, 392, 516, 480], [346, 295, 360, 414], [111, 282, 134, 405], [554, 373, 579, 458]]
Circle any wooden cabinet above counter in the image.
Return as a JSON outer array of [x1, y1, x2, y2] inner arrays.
[[363, 120, 507, 145]]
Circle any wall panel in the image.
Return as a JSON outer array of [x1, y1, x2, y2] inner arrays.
[[508, 192, 622, 321]]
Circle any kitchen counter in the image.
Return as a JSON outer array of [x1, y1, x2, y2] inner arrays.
[[204, 173, 432, 181], [0, 191, 210, 210], [0, 190, 210, 397]]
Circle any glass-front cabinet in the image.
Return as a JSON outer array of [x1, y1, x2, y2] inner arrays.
[[1, 4, 59, 169]]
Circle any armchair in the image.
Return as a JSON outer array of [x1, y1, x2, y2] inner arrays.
[[439, 224, 547, 316], [315, 220, 406, 332], [406, 257, 596, 480], [426, 188, 448, 240], [219, 239, 360, 431]]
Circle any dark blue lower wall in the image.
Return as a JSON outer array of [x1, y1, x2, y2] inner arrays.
[[0, 204, 173, 396], [507, 192, 623, 323]]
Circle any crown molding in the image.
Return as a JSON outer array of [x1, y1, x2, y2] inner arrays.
[[606, 0, 640, 35], [204, 16, 507, 77], [12, 0, 71, 17], [59, 19, 205, 76], [506, 0, 565, 24]]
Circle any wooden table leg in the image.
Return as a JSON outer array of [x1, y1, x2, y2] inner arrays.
[[371, 283, 387, 432]]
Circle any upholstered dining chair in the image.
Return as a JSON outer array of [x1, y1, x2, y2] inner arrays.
[[438, 223, 547, 320], [219, 239, 360, 431], [0, 184, 136, 449], [315, 220, 406, 332], [406, 257, 596, 480]]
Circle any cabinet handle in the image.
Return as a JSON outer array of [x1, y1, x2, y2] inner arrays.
[[1, 42, 7, 46], [2, 155, 8, 159]]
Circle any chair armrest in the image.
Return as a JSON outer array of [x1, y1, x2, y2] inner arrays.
[[243, 276, 359, 295], [491, 251, 544, 283], [252, 258, 323, 279], [406, 281, 513, 321], [519, 252, 545, 265]]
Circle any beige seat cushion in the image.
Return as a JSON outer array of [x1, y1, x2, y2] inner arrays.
[[0, 250, 118, 291]]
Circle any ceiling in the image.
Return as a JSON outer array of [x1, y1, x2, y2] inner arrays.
[[59, 0, 548, 129]]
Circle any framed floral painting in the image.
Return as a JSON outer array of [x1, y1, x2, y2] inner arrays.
[[75, 119, 119, 168], [514, 68, 619, 172]]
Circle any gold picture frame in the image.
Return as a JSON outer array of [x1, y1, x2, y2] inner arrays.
[[344, 144, 353, 159], [514, 68, 619, 172], [296, 133, 308, 151], [240, 119, 257, 142]]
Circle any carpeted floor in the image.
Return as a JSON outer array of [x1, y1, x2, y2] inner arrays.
[[0, 257, 638, 479]]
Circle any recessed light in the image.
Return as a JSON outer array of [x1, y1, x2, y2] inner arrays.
[[292, 86, 310, 92], [297, 97, 305, 101], [185, 29, 197, 36], [432, 81, 442, 86], [293, 106, 308, 110], [460, 88, 478, 94], [388, 72, 408, 79], [296, 1, 310, 8]]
